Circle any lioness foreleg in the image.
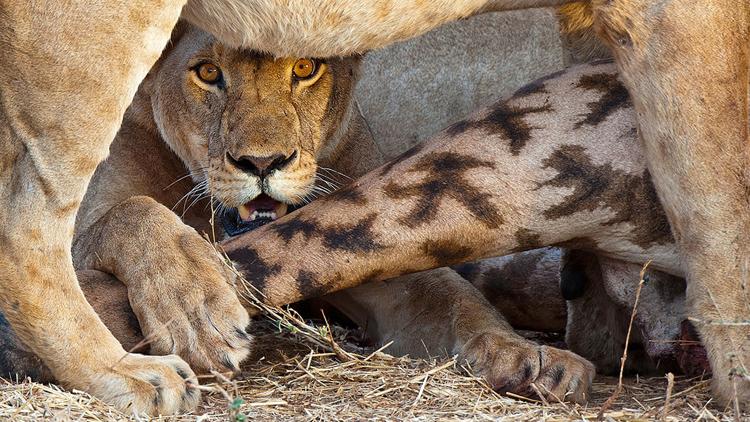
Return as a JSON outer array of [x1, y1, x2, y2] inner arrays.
[[324, 267, 594, 402], [74, 196, 252, 374]]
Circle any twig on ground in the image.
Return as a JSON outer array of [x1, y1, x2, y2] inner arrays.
[[598, 259, 651, 420], [321, 311, 356, 362], [661, 372, 674, 421]]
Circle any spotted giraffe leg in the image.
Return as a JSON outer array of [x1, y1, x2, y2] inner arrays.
[[594, 0, 750, 407]]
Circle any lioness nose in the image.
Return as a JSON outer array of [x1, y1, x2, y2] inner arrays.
[[226, 151, 297, 178]]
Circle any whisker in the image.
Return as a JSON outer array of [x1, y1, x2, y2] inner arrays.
[[173, 179, 209, 216], [181, 194, 210, 218], [162, 173, 194, 191], [318, 166, 351, 180], [172, 187, 198, 213], [314, 174, 341, 192], [315, 171, 342, 184]]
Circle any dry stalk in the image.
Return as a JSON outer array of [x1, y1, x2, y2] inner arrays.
[[597, 259, 651, 420], [321, 311, 357, 362], [529, 383, 550, 407], [732, 375, 741, 422], [208, 194, 217, 244], [661, 372, 674, 421]]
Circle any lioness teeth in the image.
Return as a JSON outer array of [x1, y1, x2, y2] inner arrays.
[[237, 205, 284, 222], [252, 211, 276, 220], [238, 204, 251, 221], [237, 194, 289, 223], [275, 202, 288, 219]]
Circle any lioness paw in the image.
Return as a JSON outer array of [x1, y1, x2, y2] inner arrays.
[[535, 346, 595, 403], [134, 286, 253, 374], [127, 233, 252, 374], [459, 332, 594, 403], [89, 353, 200, 416]]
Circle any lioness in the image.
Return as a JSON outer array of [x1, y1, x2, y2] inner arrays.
[[1, 0, 747, 414], [1, 54, 700, 404]]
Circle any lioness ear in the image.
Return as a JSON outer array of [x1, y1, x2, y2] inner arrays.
[[343, 53, 364, 82], [165, 20, 192, 54]]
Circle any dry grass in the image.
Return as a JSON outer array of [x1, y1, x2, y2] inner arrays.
[[0, 261, 745, 421], [0, 316, 744, 421]]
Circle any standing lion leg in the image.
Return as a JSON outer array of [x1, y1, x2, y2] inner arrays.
[[0, 0, 200, 415], [0, 270, 141, 384], [593, 0, 750, 406]]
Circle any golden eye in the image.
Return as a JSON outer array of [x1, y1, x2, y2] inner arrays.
[[292, 58, 317, 79], [196, 62, 222, 84]]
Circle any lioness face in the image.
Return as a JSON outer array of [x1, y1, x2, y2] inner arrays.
[[149, 25, 360, 235]]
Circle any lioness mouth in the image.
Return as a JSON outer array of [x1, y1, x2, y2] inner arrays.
[[221, 194, 290, 236], [237, 194, 288, 222]]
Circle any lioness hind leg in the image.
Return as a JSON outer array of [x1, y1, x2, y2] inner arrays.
[[595, 0, 750, 406], [0, 0, 198, 415], [324, 268, 594, 403]]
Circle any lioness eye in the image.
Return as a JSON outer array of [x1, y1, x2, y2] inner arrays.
[[196, 62, 222, 84], [292, 58, 317, 79]]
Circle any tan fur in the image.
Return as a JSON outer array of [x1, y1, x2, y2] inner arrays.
[[1, 0, 748, 413], [182, 0, 569, 55], [69, 24, 362, 378], [556, 2, 610, 64], [0, 1, 200, 415], [592, 1, 750, 405]]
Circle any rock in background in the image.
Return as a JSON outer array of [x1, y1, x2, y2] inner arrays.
[[356, 9, 571, 159]]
